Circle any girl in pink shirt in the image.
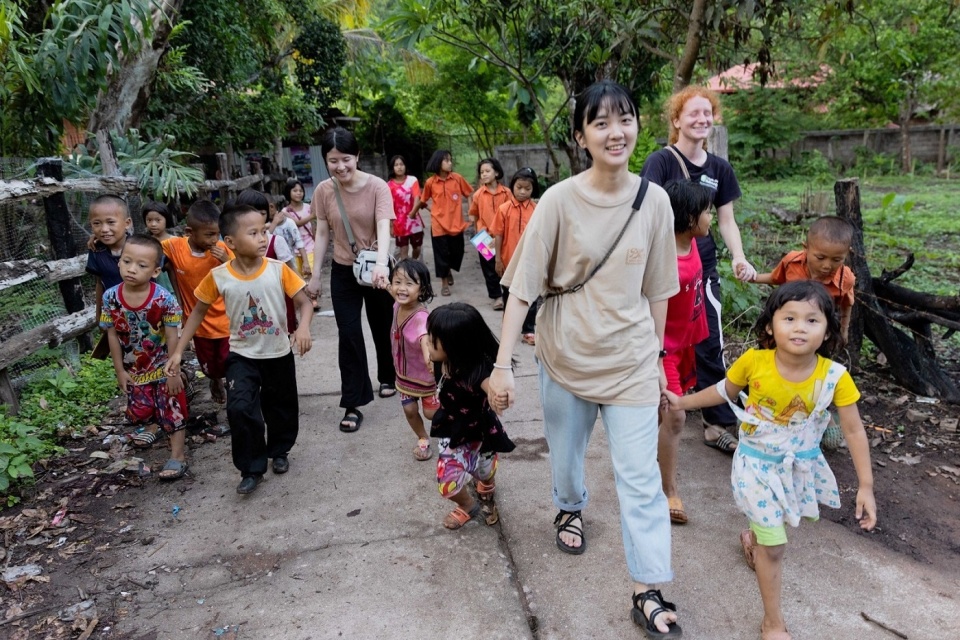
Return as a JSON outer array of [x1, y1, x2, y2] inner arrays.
[[389, 258, 439, 460]]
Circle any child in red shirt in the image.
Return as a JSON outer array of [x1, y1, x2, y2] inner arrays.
[[468, 158, 510, 309], [658, 179, 713, 525], [751, 216, 856, 340], [411, 149, 473, 297]]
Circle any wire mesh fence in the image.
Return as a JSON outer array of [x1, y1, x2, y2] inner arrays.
[[0, 158, 146, 391]]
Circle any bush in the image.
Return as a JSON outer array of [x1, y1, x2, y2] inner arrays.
[[0, 413, 56, 502], [629, 128, 660, 173], [17, 355, 120, 436]]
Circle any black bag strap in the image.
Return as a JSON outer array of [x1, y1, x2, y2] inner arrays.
[[544, 177, 649, 299]]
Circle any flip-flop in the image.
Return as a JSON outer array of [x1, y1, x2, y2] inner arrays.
[[442, 503, 480, 529], [668, 496, 688, 524], [703, 431, 738, 453], [740, 528, 758, 571], [441, 286, 451, 296], [339, 409, 363, 433], [492, 299, 504, 311], [522, 333, 536, 345], [158, 459, 189, 481]]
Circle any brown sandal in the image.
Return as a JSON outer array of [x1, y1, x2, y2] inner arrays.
[[476, 478, 495, 500], [668, 496, 688, 524]]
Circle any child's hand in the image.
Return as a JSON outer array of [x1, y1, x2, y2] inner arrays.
[[292, 327, 312, 356], [86, 235, 98, 252], [662, 389, 683, 411], [856, 487, 877, 531], [164, 353, 182, 379], [302, 267, 312, 279], [115, 370, 133, 394], [166, 371, 184, 396], [495, 259, 505, 277], [732, 257, 757, 282], [274, 209, 287, 224], [210, 245, 229, 263]]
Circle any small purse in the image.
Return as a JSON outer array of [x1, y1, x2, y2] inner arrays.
[[331, 179, 395, 286]]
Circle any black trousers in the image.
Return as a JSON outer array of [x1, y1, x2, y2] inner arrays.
[[330, 261, 395, 408], [225, 351, 298, 476], [502, 288, 539, 334], [478, 253, 503, 299], [431, 233, 465, 278], [693, 262, 737, 427]]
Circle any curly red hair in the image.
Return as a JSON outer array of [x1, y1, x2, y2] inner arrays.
[[666, 86, 723, 146]]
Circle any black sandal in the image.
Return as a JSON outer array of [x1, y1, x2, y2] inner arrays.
[[378, 383, 397, 398], [631, 589, 682, 639], [554, 509, 586, 555], [339, 409, 363, 433]]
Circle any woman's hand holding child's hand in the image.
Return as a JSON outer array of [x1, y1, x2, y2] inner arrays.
[[488, 368, 514, 415], [661, 389, 683, 412], [732, 258, 757, 282], [855, 487, 878, 531]]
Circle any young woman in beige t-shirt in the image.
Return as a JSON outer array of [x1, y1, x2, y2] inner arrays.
[[491, 81, 683, 638]]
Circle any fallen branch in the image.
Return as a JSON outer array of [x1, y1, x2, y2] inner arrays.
[[0, 603, 60, 627], [860, 611, 908, 639]]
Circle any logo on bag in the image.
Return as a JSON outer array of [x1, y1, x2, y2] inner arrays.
[[626, 248, 644, 264]]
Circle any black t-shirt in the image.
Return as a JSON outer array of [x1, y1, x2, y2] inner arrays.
[[640, 146, 741, 270], [431, 360, 515, 454]]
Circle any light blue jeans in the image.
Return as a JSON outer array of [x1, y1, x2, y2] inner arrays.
[[539, 363, 674, 584]]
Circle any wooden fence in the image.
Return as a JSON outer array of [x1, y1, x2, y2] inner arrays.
[[0, 154, 271, 413]]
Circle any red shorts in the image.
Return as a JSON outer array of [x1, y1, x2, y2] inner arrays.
[[395, 232, 424, 248], [126, 381, 188, 432], [663, 346, 698, 396], [193, 336, 229, 379]]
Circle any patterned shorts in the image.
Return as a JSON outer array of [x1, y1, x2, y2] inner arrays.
[[126, 381, 188, 432], [436, 439, 497, 498], [400, 392, 440, 412]]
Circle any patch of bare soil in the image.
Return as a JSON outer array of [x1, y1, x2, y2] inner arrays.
[[0, 374, 225, 639], [821, 364, 960, 575]]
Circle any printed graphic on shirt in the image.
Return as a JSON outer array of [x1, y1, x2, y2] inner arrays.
[[745, 378, 825, 433], [699, 175, 719, 190], [100, 284, 181, 385], [626, 248, 645, 265], [238, 292, 281, 339], [689, 268, 704, 322]]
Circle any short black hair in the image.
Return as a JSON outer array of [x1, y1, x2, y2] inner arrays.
[[219, 204, 260, 238], [123, 233, 164, 266], [141, 201, 176, 230], [573, 81, 638, 160], [665, 179, 713, 234], [425, 149, 452, 175], [321, 127, 360, 161], [388, 155, 407, 179], [235, 189, 270, 216], [477, 158, 504, 183], [283, 180, 305, 203], [427, 302, 510, 388], [186, 200, 221, 228], [91, 194, 130, 217], [753, 280, 844, 357], [808, 216, 854, 247], [390, 258, 434, 303], [509, 167, 540, 198]]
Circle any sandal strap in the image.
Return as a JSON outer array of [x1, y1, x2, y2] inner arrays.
[[716, 431, 737, 449], [553, 510, 584, 537], [633, 589, 677, 627]]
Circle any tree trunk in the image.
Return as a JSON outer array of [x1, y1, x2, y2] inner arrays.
[[898, 98, 914, 174], [87, 0, 185, 134], [529, 81, 563, 182], [673, 0, 708, 92]]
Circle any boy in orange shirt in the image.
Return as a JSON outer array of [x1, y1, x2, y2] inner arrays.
[[468, 158, 510, 309], [751, 215, 856, 339], [162, 200, 233, 408], [411, 149, 473, 297], [490, 167, 540, 345]]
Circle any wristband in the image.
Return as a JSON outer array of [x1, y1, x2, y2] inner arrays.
[[493, 363, 513, 370]]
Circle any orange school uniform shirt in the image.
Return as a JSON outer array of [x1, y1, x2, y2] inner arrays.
[[489, 197, 537, 267], [162, 237, 233, 338], [422, 172, 473, 236], [770, 250, 856, 309], [468, 184, 511, 233]]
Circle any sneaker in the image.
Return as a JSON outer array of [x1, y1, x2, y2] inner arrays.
[[236, 475, 263, 494]]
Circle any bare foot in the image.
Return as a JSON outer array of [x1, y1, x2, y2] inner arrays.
[[210, 378, 226, 404], [760, 621, 792, 640]]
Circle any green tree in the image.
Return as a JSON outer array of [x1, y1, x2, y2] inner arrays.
[[0, 0, 154, 156]]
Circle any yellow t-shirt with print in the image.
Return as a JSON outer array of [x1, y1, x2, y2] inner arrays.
[[726, 349, 860, 435]]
